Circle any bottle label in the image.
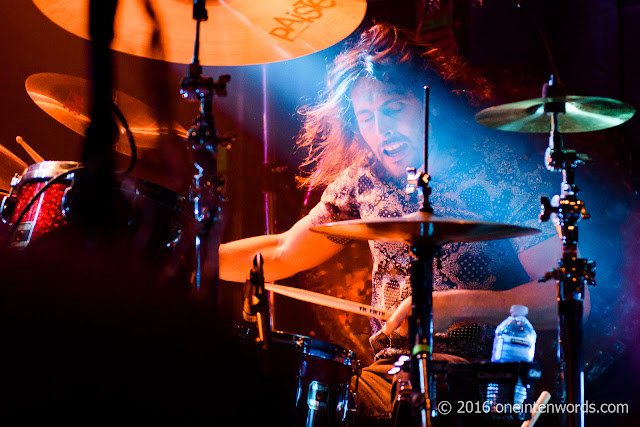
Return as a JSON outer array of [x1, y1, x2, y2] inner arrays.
[[509, 337, 531, 347], [492, 336, 534, 362]]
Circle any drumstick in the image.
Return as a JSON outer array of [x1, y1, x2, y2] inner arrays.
[[0, 144, 28, 169], [16, 136, 45, 163], [264, 283, 391, 321], [521, 391, 551, 427]]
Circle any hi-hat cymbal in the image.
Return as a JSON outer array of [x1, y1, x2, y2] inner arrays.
[[310, 211, 540, 246], [475, 96, 636, 133], [0, 144, 28, 192], [33, 0, 367, 66], [25, 73, 186, 159]]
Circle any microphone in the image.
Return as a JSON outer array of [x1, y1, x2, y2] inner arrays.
[[242, 253, 271, 349], [193, 0, 208, 21], [241, 281, 258, 323], [252, 254, 271, 348]]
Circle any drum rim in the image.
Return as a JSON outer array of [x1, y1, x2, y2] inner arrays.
[[15, 162, 184, 208], [271, 330, 358, 365], [19, 161, 82, 182]]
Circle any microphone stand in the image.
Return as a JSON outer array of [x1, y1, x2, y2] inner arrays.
[[260, 65, 280, 331], [180, 0, 232, 305], [539, 76, 596, 427]]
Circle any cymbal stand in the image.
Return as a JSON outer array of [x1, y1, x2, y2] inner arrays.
[[180, 0, 233, 302], [403, 171, 439, 427], [404, 85, 435, 427], [539, 77, 596, 427], [407, 241, 438, 427]]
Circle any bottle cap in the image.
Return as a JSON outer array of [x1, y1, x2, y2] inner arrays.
[[510, 305, 529, 317]]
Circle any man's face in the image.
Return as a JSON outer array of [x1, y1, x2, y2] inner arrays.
[[351, 78, 424, 178]]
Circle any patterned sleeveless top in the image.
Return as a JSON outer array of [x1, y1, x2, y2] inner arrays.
[[308, 141, 557, 361]]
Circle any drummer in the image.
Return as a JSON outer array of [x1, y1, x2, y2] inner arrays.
[[219, 23, 587, 425]]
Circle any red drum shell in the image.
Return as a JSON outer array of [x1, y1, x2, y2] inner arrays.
[[7, 161, 80, 248], [5, 161, 184, 263]]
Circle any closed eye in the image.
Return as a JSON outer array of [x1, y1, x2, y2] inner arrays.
[[356, 111, 374, 125], [384, 101, 405, 114]]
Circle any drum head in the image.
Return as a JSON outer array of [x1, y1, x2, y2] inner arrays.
[[271, 330, 357, 366]]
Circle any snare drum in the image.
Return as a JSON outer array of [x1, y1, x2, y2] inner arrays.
[[0, 161, 183, 260], [267, 331, 360, 427]]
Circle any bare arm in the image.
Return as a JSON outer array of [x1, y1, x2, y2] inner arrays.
[[443, 234, 564, 331], [219, 214, 345, 283], [384, 234, 590, 334]]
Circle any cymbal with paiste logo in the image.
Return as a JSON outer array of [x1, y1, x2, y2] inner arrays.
[[32, 0, 367, 66]]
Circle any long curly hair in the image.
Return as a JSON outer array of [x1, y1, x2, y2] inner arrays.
[[296, 23, 493, 189]]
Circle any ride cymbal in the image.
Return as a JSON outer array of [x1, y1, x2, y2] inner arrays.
[[25, 72, 186, 159], [33, 0, 367, 66], [475, 95, 636, 133], [311, 211, 540, 247]]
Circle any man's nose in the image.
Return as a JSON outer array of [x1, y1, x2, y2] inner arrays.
[[375, 114, 394, 137]]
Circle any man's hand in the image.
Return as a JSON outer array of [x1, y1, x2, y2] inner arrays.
[[381, 297, 411, 336], [381, 291, 459, 336]]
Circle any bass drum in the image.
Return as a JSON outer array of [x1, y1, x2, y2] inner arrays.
[[1, 161, 184, 265]]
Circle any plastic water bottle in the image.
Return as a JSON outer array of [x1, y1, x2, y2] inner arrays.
[[491, 305, 537, 363], [488, 305, 537, 410]]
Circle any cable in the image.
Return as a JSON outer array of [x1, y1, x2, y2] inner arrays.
[[111, 101, 137, 173]]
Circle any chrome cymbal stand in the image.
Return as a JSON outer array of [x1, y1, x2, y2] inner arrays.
[[404, 86, 435, 427], [539, 76, 596, 427], [180, 1, 233, 303]]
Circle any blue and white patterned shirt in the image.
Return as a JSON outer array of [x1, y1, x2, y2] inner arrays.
[[308, 140, 556, 361]]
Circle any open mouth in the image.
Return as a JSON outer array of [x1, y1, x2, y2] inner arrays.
[[381, 141, 409, 158]]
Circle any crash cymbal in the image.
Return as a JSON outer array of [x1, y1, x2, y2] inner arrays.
[[310, 211, 540, 246], [0, 144, 28, 192], [475, 96, 636, 133], [33, 0, 367, 66], [25, 73, 186, 159]]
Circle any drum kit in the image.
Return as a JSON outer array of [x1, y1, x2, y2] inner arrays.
[[0, 1, 636, 426], [311, 76, 635, 427]]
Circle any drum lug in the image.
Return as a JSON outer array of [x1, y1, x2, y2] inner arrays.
[[333, 382, 358, 426], [0, 194, 16, 224], [60, 174, 77, 218], [0, 174, 21, 224], [167, 222, 183, 249], [344, 388, 358, 426]]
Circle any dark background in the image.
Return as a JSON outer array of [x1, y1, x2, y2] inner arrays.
[[0, 0, 638, 424]]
